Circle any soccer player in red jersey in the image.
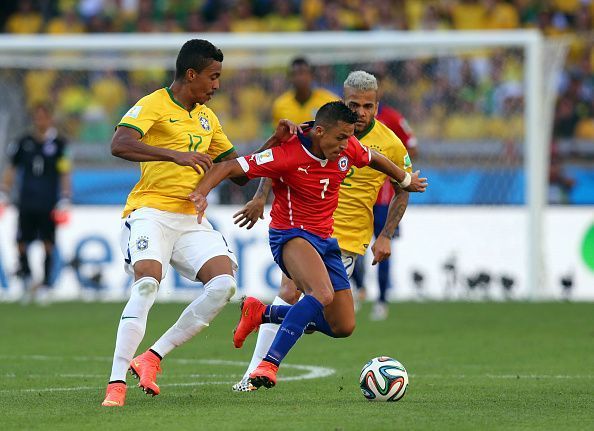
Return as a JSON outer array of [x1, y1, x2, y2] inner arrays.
[[189, 101, 427, 389]]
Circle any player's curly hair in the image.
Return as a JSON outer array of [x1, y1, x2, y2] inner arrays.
[[315, 101, 358, 127], [175, 39, 224, 79]]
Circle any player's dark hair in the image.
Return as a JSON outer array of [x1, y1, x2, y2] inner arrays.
[[314, 101, 358, 128], [175, 39, 224, 80], [290, 57, 310, 70], [30, 102, 52, 116]]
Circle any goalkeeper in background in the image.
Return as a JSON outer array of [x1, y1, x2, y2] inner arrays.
[[0, 103, 72, 304]]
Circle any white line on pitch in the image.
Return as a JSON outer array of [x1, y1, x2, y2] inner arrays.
[[0, 355, 335, 394]]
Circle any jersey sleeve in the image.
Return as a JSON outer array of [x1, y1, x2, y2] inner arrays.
[[389, 136, 413, 179], [117, 94, 161, 137], [7, 138, 23, 166], [349, 137, 372, 168], [236, 146, 289, 180], [207, 113, 236, 162], [56, 138, 72, 174]]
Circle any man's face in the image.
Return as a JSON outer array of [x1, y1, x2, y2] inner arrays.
[[315, 120, 355, 161], [344, 87, 378, 134], [187, 60, 222, 104], [290, 63, 313, 92], [33, 107, 52, 133]]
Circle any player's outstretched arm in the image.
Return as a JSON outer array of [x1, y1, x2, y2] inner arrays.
[[371, 186, 409, 265], [111, 127, 212, 174], [252, 119, 303, 153], [188, 159, 246, 223], [369, 150, 428, 193]]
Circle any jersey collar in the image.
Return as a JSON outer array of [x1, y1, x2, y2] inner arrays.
[[297, 121, 328, 167], [165, 87, 198, 117]]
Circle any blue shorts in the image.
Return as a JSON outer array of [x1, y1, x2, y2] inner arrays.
[[269, 228, 350, 291]]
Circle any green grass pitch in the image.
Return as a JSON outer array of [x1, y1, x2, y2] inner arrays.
[[0, 301, 592, 430]]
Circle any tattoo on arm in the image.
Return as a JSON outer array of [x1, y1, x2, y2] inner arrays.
[[380, 187, 409, 239], [254, 177, 273, 201]]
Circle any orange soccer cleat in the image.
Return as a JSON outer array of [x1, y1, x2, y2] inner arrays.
[[101, 382, 127, 407], [233, 296, 266, 348], [248, 361, 279, 389], [129, 350, 162, 396]]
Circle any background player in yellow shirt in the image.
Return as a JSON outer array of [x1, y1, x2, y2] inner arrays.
[[271, 57, 339, 126], [232, 70, 412, 391], [102, 39, 299, 407]]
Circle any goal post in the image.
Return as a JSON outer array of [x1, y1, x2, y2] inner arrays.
[[0, 31, 567, 300]]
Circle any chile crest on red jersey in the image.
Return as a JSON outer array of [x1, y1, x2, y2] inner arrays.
[[239, 130, 371, 238]]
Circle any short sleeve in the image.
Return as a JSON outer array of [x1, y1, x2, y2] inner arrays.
[[56, 139, 72, 174], [117, 95, 161, 137], [349, 137, 372, 169], [207, 115, 236, 162], [237, 147, 288, 180]]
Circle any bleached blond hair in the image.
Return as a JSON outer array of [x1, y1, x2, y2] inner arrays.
[[343, 70, 378, 91]]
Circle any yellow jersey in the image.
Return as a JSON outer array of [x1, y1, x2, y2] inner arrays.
[[271, 88, 339, 125], [118, 87, 235, 217], [333, 120, 412, 255]]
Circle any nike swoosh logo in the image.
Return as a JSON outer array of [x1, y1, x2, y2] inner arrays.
[[121, 316, 138, 320], [169, 118, 179, 123]]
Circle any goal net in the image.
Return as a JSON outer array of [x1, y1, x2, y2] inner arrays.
[[0, 31, 568, 301]]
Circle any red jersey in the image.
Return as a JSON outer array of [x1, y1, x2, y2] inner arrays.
[[376, 105, 416, 205], [376, 104, 416, 150], [238, 132, 371, 238]]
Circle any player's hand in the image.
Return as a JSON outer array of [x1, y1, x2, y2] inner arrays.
[[233, 197, 265, 230], [272, 119, 303, 144], [371, 235, 392, 265], [0, 190, 9, 219], [51, 198, 71, 225], [404, 170, 428, 193], [173, 151, 213, 175], [188, 190, 208, 223]]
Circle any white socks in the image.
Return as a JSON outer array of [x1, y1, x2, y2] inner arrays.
[[242, 295, 290, 379], [151, 274, 237, 357], [109, 277, 159, 382]]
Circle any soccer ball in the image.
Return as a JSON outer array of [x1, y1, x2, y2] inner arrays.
[[359, 356, 408, 402]]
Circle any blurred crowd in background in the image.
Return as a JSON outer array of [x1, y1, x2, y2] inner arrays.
[[0, 0, 592, 204]]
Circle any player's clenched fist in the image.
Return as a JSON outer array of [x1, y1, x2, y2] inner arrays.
[[173, 151, 213, 174], [188, 191, 208, 223]]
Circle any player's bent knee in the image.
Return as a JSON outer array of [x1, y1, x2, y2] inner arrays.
[[132, 276, 159, 297], [205, 274, 237, 301], [332, 321, 356, 338]]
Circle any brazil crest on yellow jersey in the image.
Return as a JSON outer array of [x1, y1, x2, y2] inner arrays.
[[118, 87, 235, 217], [332, 119, 412, 255], [272, 88, 338, 126]]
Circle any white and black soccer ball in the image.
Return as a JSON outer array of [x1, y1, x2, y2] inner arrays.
[[359, 356, 408, 402]]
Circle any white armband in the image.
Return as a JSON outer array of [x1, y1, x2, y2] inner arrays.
[[397, 172, 412, 189]]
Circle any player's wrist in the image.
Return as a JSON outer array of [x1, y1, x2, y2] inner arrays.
[[380, 231, 394, 240], [397, 172, 412, 189]]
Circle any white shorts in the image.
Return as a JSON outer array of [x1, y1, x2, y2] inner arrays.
[[120, 207, 238, 281], [340, 249, 359, 278]]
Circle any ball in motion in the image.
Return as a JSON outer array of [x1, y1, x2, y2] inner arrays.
[[359, 356, 408, 402]]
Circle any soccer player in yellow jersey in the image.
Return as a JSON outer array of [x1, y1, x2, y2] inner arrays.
[[101, 39, 299, 407], [232, 70, 413, 391], [271, 57, 339, 126]]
